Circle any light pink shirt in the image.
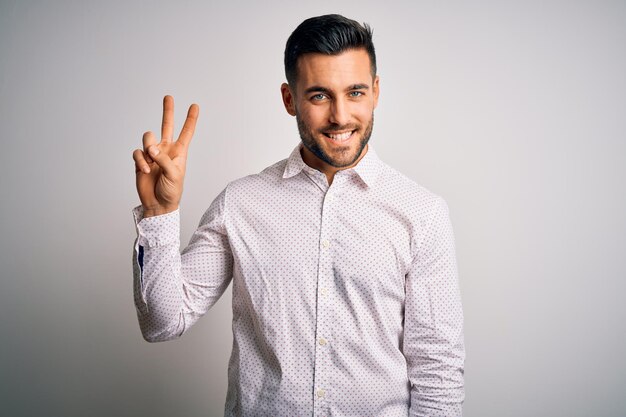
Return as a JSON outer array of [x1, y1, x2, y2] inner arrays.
[[132, 145, 464, 416]]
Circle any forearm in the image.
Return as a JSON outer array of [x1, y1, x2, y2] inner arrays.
[[407, 331, 465, 416], [131, 190, 233, 342], [132, 207, 187, 342], [142, 205, 179, 218]]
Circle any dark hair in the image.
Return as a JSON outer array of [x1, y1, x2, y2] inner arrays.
[[284, 14, 376, 85]]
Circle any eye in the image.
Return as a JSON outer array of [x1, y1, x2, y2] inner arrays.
[[349, 91, 364, 98], [311, 94, 327, 101]]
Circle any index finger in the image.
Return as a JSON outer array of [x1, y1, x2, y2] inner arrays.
[[177, 103, 200, 147], [161, 95, 175, 143]]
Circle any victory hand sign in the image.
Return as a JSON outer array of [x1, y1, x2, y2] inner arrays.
[[133, 96, 199, 218]]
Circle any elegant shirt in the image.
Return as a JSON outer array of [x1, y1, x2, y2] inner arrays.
[[132, 144, 465, 417]]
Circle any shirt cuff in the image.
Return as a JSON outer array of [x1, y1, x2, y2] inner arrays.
[[132, 205, 180, 248]]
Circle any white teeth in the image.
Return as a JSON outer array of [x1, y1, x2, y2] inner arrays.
[[328, 131, 352, 141]]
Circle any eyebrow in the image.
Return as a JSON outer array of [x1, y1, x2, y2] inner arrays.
[[348, 84, 370, 91], [303, 84, 370, 95]]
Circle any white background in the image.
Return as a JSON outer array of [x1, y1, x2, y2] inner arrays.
[[1, 1, 624, 416]]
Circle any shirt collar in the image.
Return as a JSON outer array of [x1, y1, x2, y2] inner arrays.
[[282, 143, 382, 188]]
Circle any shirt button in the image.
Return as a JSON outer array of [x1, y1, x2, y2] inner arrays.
[[317, 388, 326, 398], [320, 287, 328, 296], [326, 194, 334, 202], [319, 337, 327, 346], [321, 239, 330, 249]]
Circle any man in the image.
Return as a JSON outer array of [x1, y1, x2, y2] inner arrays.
[[132, 14, 464, 416]]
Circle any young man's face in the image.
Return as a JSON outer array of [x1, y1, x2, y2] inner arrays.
[[281, 48, 379, 171]]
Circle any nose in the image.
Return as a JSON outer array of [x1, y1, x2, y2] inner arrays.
[[329, 97, 350, 126]]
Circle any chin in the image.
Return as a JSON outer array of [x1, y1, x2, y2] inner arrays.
[[321, 140, 367, 168]]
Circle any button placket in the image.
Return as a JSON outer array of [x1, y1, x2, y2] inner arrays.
[[314, 186, 336, 411]]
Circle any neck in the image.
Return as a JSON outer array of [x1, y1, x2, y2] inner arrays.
[[300, 144, 368, 186]]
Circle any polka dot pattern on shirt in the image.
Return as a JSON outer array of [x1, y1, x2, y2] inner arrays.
[[132, 144, 464, 416]]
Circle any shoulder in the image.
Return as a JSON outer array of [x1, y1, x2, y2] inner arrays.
[[375, 160, 447, 216], [374, 160, 453, 259], [222, 157, 288, 202]]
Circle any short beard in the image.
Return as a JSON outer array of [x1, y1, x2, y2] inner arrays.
[[296, 113, 374, 168]]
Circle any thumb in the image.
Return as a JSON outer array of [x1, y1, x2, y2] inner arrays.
[[148, 146, 178, 178]]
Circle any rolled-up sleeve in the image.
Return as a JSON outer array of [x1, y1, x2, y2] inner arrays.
[[403, 197, 465, 416], [132, 188, 233, 342]]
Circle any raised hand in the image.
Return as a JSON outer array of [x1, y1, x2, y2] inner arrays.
[[133, 95, 199, 217]]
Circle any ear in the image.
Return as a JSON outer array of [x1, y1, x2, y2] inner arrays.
[[372, 75, 380, 109], [281, 83, 297, 116]]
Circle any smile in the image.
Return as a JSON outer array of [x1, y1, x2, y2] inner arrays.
[[324, 130, 355, 142]]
